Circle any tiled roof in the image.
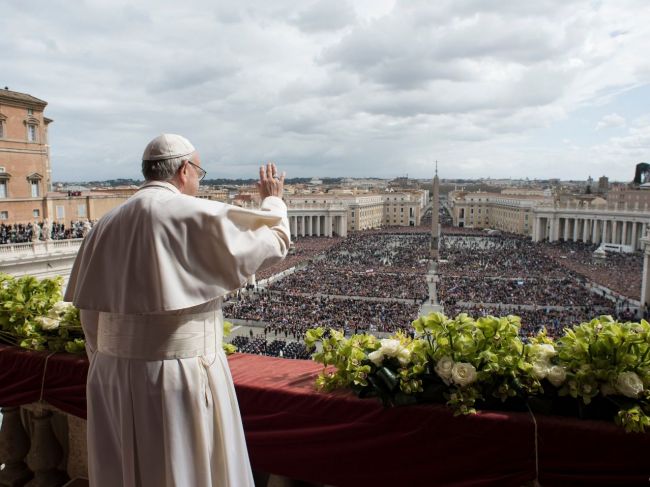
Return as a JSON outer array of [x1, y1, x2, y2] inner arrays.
[[0, 88, 47, 107]]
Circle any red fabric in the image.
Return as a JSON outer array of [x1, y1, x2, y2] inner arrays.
[[0, 344, 89, 418], [1, 345, 649, 486]]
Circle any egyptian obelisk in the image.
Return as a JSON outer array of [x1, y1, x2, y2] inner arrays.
[[420, 162, 443, 316], [431, 161, 440, 260]]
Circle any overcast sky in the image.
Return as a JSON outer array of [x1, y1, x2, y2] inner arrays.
[[2, 0, 650, 182]]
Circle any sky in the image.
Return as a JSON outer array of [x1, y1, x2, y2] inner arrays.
[[2, 0, 650, 182]]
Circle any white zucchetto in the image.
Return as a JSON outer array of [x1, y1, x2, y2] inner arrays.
[[142, 133, 196, 161]]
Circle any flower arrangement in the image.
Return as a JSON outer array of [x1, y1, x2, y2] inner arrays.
[[305, 312, 650, 433], [0, 273, 85, 353]]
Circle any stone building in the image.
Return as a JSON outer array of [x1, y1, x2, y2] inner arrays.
[[0, 88, 53, 223], [448, 190, 547, 235]]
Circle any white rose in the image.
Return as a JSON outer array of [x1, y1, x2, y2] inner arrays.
[[547, 365, 566, 387], [52, 301, 71, 314], [616, 371, 644, 398], [451, 362, 477, 387], [531, 360, 550, 380], [533, 344, 556, 361], [379, 339, 401, 357], [397, 347, 411, 366], [36, 316, 60, 331], [434, 356, 454, 382], [367, 350, 384, 367]]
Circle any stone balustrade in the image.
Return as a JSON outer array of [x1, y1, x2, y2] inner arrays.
[[0, 404, 87, 487], [0, 240, 83, 261]]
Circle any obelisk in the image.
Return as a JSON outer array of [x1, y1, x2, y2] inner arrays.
[[420, 162, 443, 316], [431, 161, 440, 259]]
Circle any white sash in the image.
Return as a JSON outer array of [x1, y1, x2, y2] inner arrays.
[[97, 310, 222, 360]]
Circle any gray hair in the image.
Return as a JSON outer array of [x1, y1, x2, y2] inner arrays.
[[141, 154, 190, 181]]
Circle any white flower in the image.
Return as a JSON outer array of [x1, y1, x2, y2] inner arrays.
[[616, 371, 644, 398], [379, 339, 401, 357], [52, 301, 72, 314], [531, 360, 550, 380], [36, 316, 60, 331], [48, 301, 72, 319], [451, 362, 477, 387], [367, 350, 384, 367], [434, 356, 454, 382], [397, 347, 411, 366], [532, 344, 556, 361], [547, 365, 566, 387]]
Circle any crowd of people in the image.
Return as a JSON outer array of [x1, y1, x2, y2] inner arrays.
[[223, 293, 420, 335], [439, 276, 613, 308], [228, 335, 311, 359], [0, 220, 93, 244], [540, 241, 643, 299], [255, 236, 342, 280], [268, 261, 428, 300]]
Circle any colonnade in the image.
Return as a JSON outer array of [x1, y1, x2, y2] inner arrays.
[[533, 213, 650, 251], [287, 212, 347, 238]]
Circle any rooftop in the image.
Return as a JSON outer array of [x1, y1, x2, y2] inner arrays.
[[0, 87, 48, 107]]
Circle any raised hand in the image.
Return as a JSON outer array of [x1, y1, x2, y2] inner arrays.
[[257, 162, 285, 200]]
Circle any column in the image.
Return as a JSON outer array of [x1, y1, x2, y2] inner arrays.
[[582, 219, 589, 243], [641, 232, 650, 311], [612, 221, 619, 244], [325, 215, 332, 237], [291, 216, 297, 237], [563, 218, 570, 241], [622, 221, 628, 246], [550, 217, 560, 242], [592, 219, 599, 244], [306, 216, 312, 236], [572, 218, 579, 242], [0, 406, 32, 486], [300, 216, 306, 237], [632, 222, 639, 251]]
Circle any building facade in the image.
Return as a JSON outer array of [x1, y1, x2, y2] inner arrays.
[[0, 88, 53, 223], [449, 190, 546, 235]]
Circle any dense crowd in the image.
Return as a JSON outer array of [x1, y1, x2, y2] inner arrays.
[[225, 228, 642, 342], [540, 241, 643, 299], [268, 261, 427, 300], [316, 232, 430, 273], [0, 220, 93, 244], [256, 236, 342, 280], [228, 336, 311, 359], [439, 276, 613, 308], [223, 293, 420, 335]]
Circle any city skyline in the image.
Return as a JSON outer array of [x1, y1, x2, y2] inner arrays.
[[2, 0, 650, 182]]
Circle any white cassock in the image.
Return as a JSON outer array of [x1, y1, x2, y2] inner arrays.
[[64, 181, 290, 487]]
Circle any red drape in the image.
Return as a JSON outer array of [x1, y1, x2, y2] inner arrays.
[[1, 345, 648, 486]]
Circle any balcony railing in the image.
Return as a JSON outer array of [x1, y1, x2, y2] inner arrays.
[[0, 239, 83, 261]]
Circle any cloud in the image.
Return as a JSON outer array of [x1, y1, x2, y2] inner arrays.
[[1, 0, 650, 182], [595, 113, 626, 130]]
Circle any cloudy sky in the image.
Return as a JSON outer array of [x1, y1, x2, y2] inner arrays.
[[2, 0, 650, 182]]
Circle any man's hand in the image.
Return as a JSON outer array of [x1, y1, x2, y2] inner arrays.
[[258, 162, 285, 200]]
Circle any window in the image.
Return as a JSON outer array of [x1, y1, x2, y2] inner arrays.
[[0, 180, 6, 198], [0, 121, 4, 138], [31, 181, 39, 198], [56, 205, 65, 219], [27, 108, 33, 116], [0, 211, 7, 220], [78, 205, 87, 217], [27, 125, 37, 142], [32, 209, 40, 218]]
